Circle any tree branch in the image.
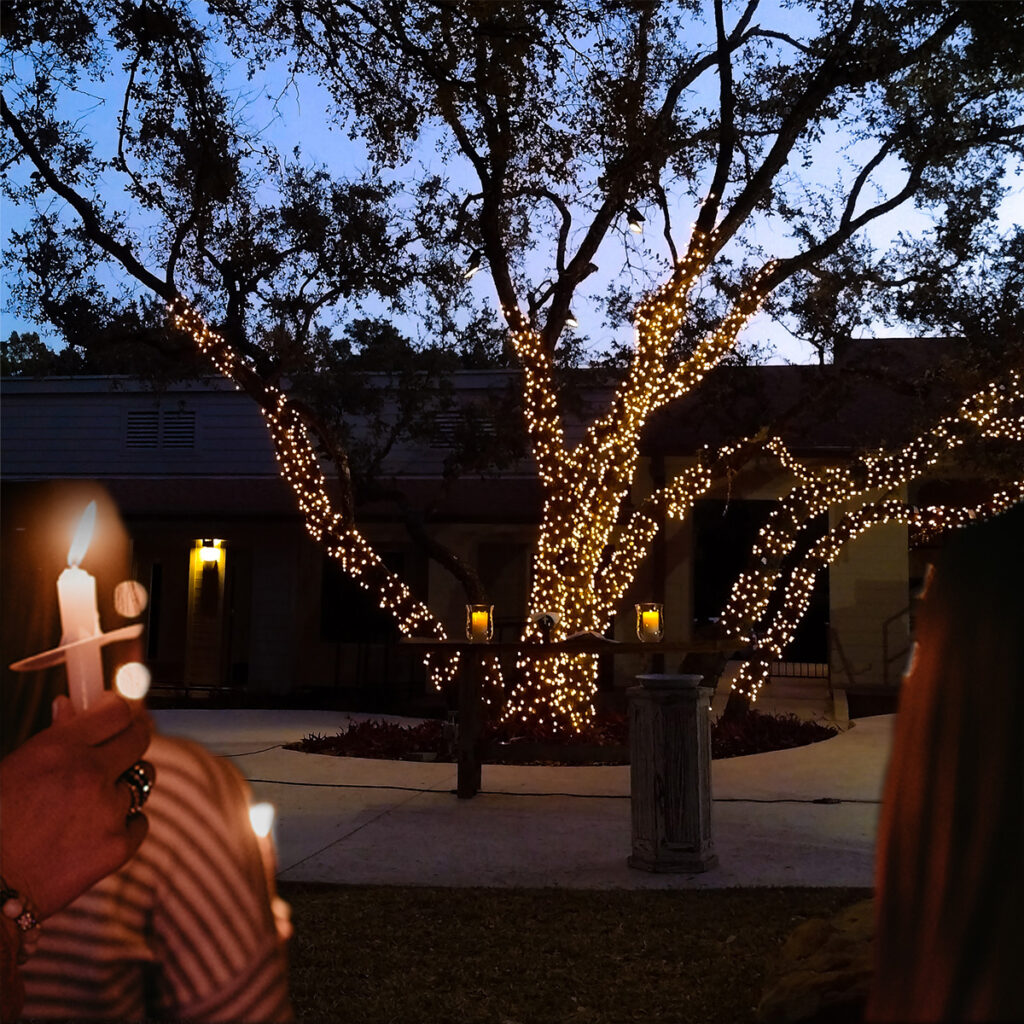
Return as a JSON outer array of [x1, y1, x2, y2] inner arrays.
[[0, 93, 174, 301]]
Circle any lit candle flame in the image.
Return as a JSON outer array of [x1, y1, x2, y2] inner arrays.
[[249, 802, 275, 838], [67, 501, 97, 567]]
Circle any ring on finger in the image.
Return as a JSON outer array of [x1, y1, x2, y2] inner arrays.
[[119, 761, 153, 818]]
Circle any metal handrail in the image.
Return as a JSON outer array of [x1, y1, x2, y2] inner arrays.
[[881, 605, 911, 688], [828, 626, 858, 692]]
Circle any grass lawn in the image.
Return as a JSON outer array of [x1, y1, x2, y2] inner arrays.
[[280, 883, 871, 1024]]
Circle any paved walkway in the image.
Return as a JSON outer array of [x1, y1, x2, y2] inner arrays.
[[152, 709, 892, 889]]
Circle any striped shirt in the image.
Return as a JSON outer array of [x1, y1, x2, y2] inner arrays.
[[21, 734, 293, 1022]]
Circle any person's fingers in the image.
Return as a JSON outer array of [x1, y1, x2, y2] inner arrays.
[[122, 811, 149, 855], [51, 695, 74, 725], [95, 716, 153, 780], [63, 692, 134, 745]]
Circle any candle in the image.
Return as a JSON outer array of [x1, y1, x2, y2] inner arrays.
[[467, 604, 492, 642], [249, 802, 278, 905], [58, 502, 105, 710], [636, 602, 664, 642], [249, 802, 292, 940]]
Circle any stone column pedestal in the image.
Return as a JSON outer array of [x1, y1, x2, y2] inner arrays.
[[628, 673, 718, 873]]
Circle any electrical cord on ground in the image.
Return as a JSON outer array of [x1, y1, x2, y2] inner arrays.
[[222, 744, 287, 757], [242, 777, 881, 803]]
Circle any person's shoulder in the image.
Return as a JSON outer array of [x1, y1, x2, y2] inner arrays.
[[146, 732, 249, 807]]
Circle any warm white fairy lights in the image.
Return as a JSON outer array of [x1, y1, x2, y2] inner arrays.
[[166, 266, 1022, 726], [504, 234, 781, 730], [167, 298, 455, 686], [720, 372, 1024, 700]]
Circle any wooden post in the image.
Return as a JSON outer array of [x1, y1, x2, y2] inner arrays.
[[627, 674, 718, 872], [457, 645, 484, 798]]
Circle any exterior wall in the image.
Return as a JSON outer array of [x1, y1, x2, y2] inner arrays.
[[1, 376, 279, 478], [247, 534, 302, 694], [2, 375, 922, 708], [828, 492, 911, 690]]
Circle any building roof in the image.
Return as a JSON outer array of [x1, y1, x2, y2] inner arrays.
[[640, 338, 1003, 456], [2, 338, 1008, 522]]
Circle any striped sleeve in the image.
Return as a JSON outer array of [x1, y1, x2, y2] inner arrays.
[[21, 733, 293, 1022]]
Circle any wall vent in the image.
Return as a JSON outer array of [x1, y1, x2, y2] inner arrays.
[[429, 409, 496, 448], [126, 410, 160, 448], [125, 409, 196, 449], [162, 410, 196, 448]]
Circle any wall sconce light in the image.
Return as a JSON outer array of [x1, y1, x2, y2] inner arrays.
[[199, 538, 222, 563], [635, 602, 664, 643], [466, 604, 493, 642], [626, 205, 645, 234]]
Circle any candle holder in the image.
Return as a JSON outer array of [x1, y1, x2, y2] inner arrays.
[[466, 604, 493, 642], [635, 602, 664, 643]]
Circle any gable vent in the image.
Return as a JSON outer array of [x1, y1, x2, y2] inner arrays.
[[429, 410, 497, 448], [126, 410, 160, 448], [125, 408, 196, 449], [162, 410, 196, 448]]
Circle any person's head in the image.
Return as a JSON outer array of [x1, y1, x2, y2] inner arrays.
[[869, 502, 1024, 1022]]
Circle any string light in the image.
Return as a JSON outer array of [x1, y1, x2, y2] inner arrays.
[[503, 231, 783, 729], [167, 297, 455, 690], [167, 252, 1023, 729], [721, 372, 1024, 700]]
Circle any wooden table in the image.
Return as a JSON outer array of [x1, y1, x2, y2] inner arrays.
[[400, 638, 732, 798]]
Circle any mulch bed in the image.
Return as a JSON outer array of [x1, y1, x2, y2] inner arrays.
[[287, 707, 838, 764]]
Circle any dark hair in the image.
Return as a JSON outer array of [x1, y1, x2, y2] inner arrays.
[[868, 503, 1024, 1022]]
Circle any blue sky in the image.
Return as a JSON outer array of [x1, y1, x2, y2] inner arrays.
[[3, 7, 1022, 367]]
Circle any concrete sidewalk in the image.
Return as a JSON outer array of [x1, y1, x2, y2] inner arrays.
[[152, 708, 892, 890]]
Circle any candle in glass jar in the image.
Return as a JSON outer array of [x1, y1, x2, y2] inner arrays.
[[641, 609, 660, 634], [467, 604, 492, 641], [58, 502, 105, 710]]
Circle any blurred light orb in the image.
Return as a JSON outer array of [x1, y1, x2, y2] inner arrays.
[[114, 580, 149, 617], [115, 661, 151, 700], [249, 801, 275, 838]]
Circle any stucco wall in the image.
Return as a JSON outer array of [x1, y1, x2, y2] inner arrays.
[[828, 495, 911, 690]]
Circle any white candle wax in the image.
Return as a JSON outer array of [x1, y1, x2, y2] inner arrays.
[[57, 565, 105, 710], [470, 610, 490, 640]]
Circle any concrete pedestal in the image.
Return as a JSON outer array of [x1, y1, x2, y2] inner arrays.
[[628, 673, 718, 873]]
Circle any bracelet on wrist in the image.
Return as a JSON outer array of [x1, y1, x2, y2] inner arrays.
[[0, 880, 41, 964]]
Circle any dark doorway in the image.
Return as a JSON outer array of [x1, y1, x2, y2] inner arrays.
[[692, 499, 828, 661]]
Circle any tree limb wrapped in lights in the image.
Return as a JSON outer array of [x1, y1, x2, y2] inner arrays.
[[720, 377, 1024, 698], [729, 482, 1024, 699], [168, 298, 456, 686], [5, 1, 1024, 734]]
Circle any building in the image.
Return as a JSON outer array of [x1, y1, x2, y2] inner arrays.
[[1, 343, 1000, 715]]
